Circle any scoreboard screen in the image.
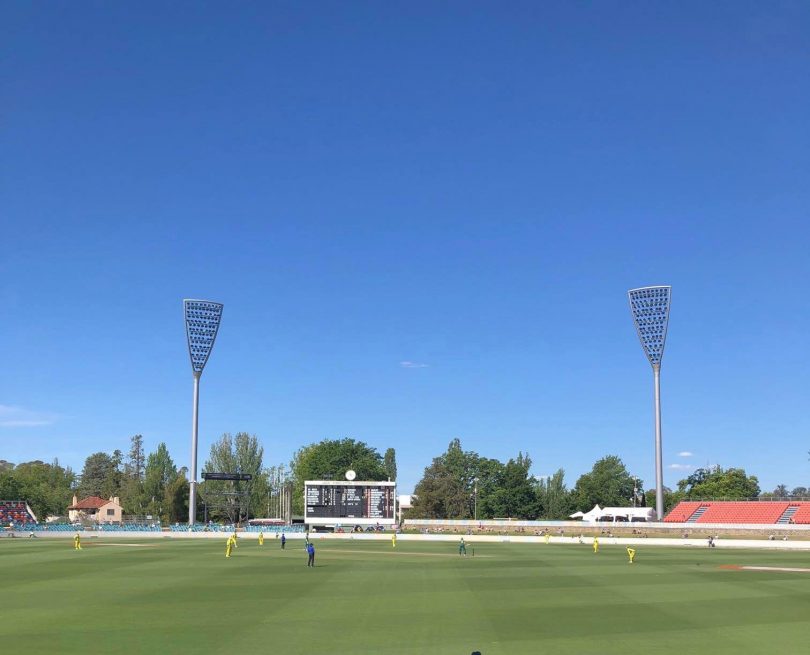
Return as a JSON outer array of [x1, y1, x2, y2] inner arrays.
[[305, 481, 396, 524]]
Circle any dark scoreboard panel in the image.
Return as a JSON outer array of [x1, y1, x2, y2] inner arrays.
[[306, 484, 394, 520]]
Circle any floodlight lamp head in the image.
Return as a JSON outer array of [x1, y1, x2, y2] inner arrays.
[[184, 299, 224, 375], [628, 286, 671, 369]]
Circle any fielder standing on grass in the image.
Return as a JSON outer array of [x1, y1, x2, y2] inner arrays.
[[391, 532, 397, 549], [74, 532, 82, 550], [459, 538, 467, 556], [258, 531, 264, 546], [225, 535, 235, 558], [626, 547, 636, 564], [592, 537, 599, 554]]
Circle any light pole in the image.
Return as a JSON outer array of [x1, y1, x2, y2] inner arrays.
[[628, 286, 671, 521], [184, 299, 224, 525]]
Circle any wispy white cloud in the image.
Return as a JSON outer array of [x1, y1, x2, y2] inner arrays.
[[400, 361, 429, 369], [677, 451, 694, 457], [0, 404, 57, 428], [668, 463, 693, 470]]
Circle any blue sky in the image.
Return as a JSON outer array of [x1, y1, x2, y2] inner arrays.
[[2, 2, 809, 495]]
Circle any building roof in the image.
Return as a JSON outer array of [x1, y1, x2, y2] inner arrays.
[[68, 496, 109, 510]]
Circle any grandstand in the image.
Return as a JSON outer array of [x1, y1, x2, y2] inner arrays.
[[0, 500, 37, 526], [665, 501, 810, 524]]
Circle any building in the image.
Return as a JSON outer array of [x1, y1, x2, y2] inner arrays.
[[68, 495, 123, 524]]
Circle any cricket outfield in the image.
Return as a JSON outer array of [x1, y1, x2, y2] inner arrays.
[[2, 538, 808, 654]]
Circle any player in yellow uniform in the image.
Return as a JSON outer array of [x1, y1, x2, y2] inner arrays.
[[258, 531, 264, 546], [626, 547, 636, 564], [74, 532, 82, 550], [544, 533, 550, 545], [592, 537, 599, 554], [391, 532, 397, 549], [225, 535, 235, 558]]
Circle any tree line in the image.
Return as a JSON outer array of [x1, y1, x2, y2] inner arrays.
[[1, 438, 805, 523]]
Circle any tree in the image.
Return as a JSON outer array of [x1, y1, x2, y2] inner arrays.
[[773, 484, 789, 498], [202, 433, 264, 523], [290, 438, 387, 514], [102, 450, 124, 499], [126, 435, 145, 481], [143, 443, 178, 519], [0, 459, 75, 520], [118, 435, 147, 514], [165, 473, 189, 523], [410, 439, 506, 520], [383, 448, 397, 481], [472, 456, 506, 520], [677, 466, 760, 500], [572, 455, 637, 511], [790, 487, 808, 498], [263, 464, 292, 520], [536, 469, 573, 519], [486, 453, 538, 519], [78, 452, 118, 498]]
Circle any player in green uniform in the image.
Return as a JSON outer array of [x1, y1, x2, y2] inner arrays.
[[459, 538, 467, 556]]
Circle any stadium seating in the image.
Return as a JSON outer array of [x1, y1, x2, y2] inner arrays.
[[665, 501, 810, 524], [662, 501, 705, 523], [244, 525, 305, 533], [789, 504, 810, 524], [99, 523, 163, 532], [0, 500, 36, 526], [29, 524, 84, 532], [170, 523, 228, 532]]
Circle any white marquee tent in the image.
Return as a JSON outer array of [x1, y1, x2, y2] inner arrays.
[[570, 505, 655, 523]]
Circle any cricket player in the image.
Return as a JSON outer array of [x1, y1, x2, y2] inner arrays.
[[225, 535, 234, 558], [544, 533, 550, 545], [281, 532, 286, 549], [592, 537, 599, 554], [74, 532, 82, 550], [391, 532, 397, 549], [459, 538, 467, 556], [626, 547, 636, 564], [258, 531, 264, 546]]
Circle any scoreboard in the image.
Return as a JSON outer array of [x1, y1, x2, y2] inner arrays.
[[305, 480, 396, 526]]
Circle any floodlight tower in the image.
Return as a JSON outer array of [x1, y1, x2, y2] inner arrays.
[[628, 286, 671, 521], [183, 299, 224, 525]]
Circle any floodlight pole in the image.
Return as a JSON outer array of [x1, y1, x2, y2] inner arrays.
[[628, 286, 671, 522], [653, 365, 664, 521], [189, 371, 201, 526], [183, 299, 223, 526]]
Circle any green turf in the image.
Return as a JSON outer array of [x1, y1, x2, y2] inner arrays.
[[2, 537, 809, 654]]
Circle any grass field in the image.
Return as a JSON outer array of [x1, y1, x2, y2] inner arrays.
[[2, 537, 809, 654]]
